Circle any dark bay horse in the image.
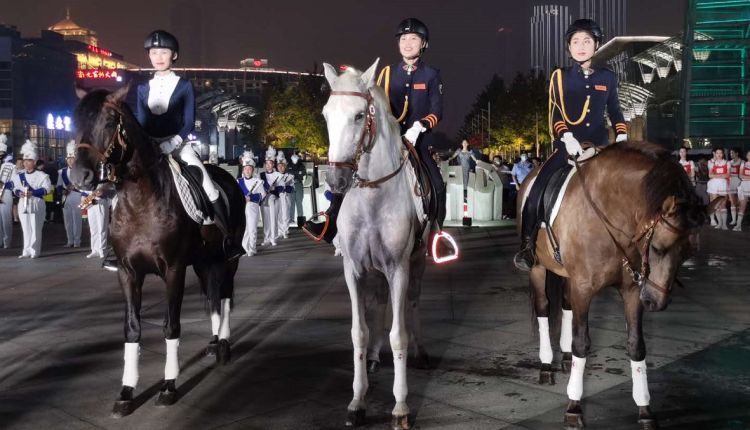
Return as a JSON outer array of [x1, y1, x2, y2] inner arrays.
[[70, 85, 244, 418], [517, 141, 720, 429]]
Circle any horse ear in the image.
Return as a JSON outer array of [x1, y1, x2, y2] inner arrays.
[[706, 196, 726, 216], [75, 84, 88, 100], [322, 63, 338, 87], [361, 58, 380, 89], [661, 195, 679, 216], [106, 82, 131, 104]]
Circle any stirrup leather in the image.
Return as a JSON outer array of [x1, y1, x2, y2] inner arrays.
[[302, 212, 330, 242]]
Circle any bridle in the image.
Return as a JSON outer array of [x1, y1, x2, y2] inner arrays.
[[327, 90, 407, 188], [76, 101, 129, 184], [574, 159, 688, 294]]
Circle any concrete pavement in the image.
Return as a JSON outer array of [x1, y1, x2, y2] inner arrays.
[[0, 221, 748, 429]]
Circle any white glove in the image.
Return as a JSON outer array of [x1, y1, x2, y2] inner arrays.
[[615, 134, 628, 143], [561, 132, 583, 157], [404, 121, 426, 144], [159, 135, 183, 154]]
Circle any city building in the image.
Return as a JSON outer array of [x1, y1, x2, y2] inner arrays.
[[579, 0, 627, 42], [531, 4, 573, 75], [682, 0, 750, 151]]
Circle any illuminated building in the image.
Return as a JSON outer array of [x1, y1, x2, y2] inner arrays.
[[530, 4, 573, 75], [683, 0, 750, 150]]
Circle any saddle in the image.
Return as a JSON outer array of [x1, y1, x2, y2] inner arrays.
[[165, 156, 215, 224], [541, 164, 574, 225]]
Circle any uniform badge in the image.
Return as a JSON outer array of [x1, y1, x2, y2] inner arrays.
[[595, 85, 607, 91], [413, 83, 426, 90]]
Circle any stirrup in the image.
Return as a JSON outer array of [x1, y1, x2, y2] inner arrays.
[[431, 231, 459, 264], [513, 248, 536, 272], [302, 212, 330, 242]]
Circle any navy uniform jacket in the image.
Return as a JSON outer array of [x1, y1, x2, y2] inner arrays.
[[136, 78, 195, 140], [377, 59, 443, 134], [549, 63, 626, 146]]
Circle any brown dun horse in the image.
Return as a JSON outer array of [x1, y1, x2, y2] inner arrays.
[[518, 141, 721, 429], [70, 85, 244, 418]]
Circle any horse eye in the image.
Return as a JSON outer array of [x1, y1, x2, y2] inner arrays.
[[354, 112, 365, 122], [650, 244, 666, 257]]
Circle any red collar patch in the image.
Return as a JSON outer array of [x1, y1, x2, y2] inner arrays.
[[595, 85, 607, 91], [413, 83, 427, 90]]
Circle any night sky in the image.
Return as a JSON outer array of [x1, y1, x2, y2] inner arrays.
[[2, 0, 685, 137]]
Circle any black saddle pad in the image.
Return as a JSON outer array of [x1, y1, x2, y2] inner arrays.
[[541, 164, 573, 224], [172, 158, 214, 221]]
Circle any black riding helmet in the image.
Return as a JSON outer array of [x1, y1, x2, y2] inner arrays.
[[396, 18, 429, 51], [565, 19, 604, 45], [144, 30, 179, 55]]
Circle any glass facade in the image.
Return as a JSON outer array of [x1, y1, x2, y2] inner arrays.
[[684, 0, 750, 148]]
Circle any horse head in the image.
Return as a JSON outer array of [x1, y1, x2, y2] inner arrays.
[[637, 192, 721, 312], [69, 84, 133, 191], [321, 59, 381, 193]]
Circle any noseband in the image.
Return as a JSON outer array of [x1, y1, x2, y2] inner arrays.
[[327, 91, 408, 189], [76, 101, 128, 183]]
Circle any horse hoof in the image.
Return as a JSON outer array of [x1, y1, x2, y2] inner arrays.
[[561, 352, 573, 373], [345, 408, 366, 427], [154, 390, 177, 407], [638, 418, 659, 430], [539, 363, 555, 385], [391, 414, 410, 430], [367, 360, 380, 374], [110, 400, 133, 418], [564, 412, 584, 429], [206, 336, 218, 357], [217, 339, 231, 365]]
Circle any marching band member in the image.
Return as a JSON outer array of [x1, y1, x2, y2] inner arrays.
[[12, 140, 52, 258], [135, 30, 242, 260], [736, 149, 750, 231], [707, 147, 730, 230], [238, 151, 265, 256], [260, 147, 281, 246], [514, 18, 627, 271], [678, 146, 696, 186], [728, 148, 742, 228], [0, 134, 15, 248], [275, 152, 294, 239], [82, 187, 110, 259], [57, 140, 82, 248]]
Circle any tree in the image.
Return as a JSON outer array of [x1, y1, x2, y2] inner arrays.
[[262, 69, 328, 158]]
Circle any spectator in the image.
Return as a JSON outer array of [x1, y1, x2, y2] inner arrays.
[[512, 153, 534, 190]]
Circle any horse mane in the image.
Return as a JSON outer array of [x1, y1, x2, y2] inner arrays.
[[600, 141, 706, 228]]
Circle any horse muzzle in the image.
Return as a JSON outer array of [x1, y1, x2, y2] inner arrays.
[[639, 284, 670, 312], [329, 166, 354, 194]]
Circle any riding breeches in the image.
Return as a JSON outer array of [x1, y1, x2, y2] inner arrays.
[[521, 139, 568, 239], [177, 144, 219, 202]]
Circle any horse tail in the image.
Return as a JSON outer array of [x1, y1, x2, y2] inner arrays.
[[529, 269, 563, 342]]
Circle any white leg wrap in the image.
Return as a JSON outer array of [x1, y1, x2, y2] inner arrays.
[[630, 360, 650, 406], [122, 342, 140, 388], [164, 338, 180, 380], [210, 311, 220, 336], [392, 348, 409, 404], [537, 317, 553, 364], [566, 355, 587, 400], [560, 309, 573, 353], [219, 298, 231, 340]]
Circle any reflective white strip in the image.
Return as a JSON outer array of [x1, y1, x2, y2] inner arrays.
[[219, 298, 231, 340]]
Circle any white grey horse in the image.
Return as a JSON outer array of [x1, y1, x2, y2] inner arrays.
[[323, 59, 428, 429]]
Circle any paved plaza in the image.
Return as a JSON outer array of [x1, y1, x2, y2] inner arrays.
[[0, 221, 748, 429]]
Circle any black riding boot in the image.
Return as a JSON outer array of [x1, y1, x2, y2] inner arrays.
[[303, 193, 343, 243], [211, 200, 244, 260], [514, 203, 539, 272], [102, 248, 118, 272]]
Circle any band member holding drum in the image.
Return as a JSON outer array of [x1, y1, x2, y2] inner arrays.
[[57, 140, 82, 248], [12, 140, 52, 258], [0, 134, 15, 248]]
